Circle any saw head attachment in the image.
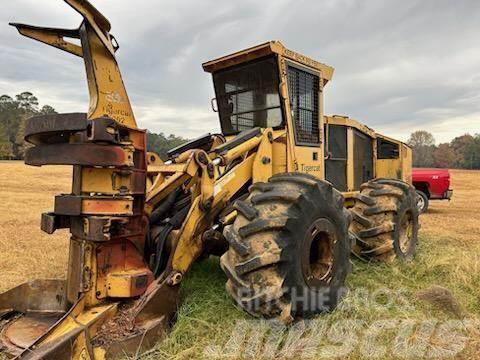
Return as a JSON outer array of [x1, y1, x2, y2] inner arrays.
[[1, 2, 181, 359]]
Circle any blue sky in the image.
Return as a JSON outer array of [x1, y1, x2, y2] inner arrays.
[[1, 0, 480, 143]]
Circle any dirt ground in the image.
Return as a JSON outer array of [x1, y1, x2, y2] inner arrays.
[[417, 169, 480, 243]]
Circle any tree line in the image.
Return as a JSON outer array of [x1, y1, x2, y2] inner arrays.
[[407, 130, 480, 169], [0, 92, 57, 159], [1, 92, 479, 168], [0, 92, 186, 160]]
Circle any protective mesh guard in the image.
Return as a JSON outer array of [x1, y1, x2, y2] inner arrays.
[[288, 66, 320, 145], [325, 125, 347, 191], [353, 130, 374, 190]]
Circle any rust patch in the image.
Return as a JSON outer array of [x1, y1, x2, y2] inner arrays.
[[2, 313, 62, 350], [25, 143, 131, 167]]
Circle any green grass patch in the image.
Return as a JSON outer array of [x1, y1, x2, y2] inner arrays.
[[141, 233, 480, 359]]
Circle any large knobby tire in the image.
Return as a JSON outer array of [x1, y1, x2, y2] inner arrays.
[[220, 173, 351, 323], [350, 178, 419, 262]]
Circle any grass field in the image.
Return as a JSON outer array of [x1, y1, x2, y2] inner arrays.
[[0, 162, 479, 359]]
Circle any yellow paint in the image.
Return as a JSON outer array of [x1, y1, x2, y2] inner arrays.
[[72, 331, 93, 360], [375, 135, 412, 183], [203, 41, 334, 83], [106, 270, 148, 297], [171, 154, 255, 274], [252, 131, 274, 183], [13, 0, 136, 128], [271, 137, 287, 176], [93, 347, 107, 360], [171, 196, 205, 273], [82, 198, 133, 216], [83, 25, 135, 127], [221, 136, 263, 164], [81, 168, 134, 195], [12, 1, 415, 353], [160, 46, 415, 279]]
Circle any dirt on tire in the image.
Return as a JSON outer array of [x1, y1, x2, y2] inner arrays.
[[221, 173, 351, 323], [350, 178, 419, 262]]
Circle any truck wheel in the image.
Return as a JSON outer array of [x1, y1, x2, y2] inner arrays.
[[415, 190, 429, 214], [220, 173, 351, 323], [350, 178, 419, 262]]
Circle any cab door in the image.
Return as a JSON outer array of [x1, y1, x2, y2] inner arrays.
[[285, 63, 324, 179]]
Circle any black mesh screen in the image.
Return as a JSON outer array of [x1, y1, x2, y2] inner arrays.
[[213, 57, 283, 135], [325, 125, 347, 191], [288, 66, 320, 145], [326, 125, 347, 159], [326, 161, 347, 192], [353, 130, 374, 190]]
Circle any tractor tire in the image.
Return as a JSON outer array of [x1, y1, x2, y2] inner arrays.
[[220, 173, 352, 323], [350, 178, 419, 262], [415, 190, 429, 214]]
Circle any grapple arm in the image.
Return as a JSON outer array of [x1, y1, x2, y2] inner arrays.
[[9, 24, 84, 57], [9, 0, 135, 128]]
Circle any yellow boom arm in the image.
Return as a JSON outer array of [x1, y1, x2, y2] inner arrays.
[[10, 0, 136, 128]]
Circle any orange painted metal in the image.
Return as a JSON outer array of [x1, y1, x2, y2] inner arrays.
[[95, 240, 154, 299]]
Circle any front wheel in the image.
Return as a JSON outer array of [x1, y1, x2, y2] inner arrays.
[[220, 173, 352, 323]]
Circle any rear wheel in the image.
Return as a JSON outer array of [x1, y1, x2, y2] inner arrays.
[[220, 173, 351, 323], [350, 178, 419, 262], [415, 190, 429, 214]]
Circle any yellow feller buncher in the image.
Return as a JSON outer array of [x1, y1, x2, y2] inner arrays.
[[1, 1, 419, 358]]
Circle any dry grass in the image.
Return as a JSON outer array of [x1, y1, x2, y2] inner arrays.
[[0, 161, 71, 291], [0, 163, 479, 359], [420, 169, 480, 243]]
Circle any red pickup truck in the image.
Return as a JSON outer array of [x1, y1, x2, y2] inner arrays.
[[412, 168, 453, 213]]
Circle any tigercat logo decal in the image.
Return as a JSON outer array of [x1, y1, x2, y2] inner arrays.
[[301, 164, 322, 172]]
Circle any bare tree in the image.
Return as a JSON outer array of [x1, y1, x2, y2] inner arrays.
[[407, 130, 436, 167]]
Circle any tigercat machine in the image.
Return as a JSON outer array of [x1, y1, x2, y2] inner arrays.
[[1, 1, 419, 358]]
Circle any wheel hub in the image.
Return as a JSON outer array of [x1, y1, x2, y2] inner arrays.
[[416, 195, 425, 212], [302, 218, 336, 287]]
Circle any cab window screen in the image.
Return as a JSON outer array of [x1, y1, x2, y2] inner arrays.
[[377, 138, 400, 159], [288, 66, 320, 145], [213, 57, 283, 135]]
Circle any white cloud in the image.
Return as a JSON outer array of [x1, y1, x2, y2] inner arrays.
[[134, 101, 219, 138], [1, 0, 479, 142]]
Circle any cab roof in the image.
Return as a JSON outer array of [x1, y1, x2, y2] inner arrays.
[[202, 41, 334, 84]]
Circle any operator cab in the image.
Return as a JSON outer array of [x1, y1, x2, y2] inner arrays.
[[203, 41, 333, 141], [203, 41, 334, 179]]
